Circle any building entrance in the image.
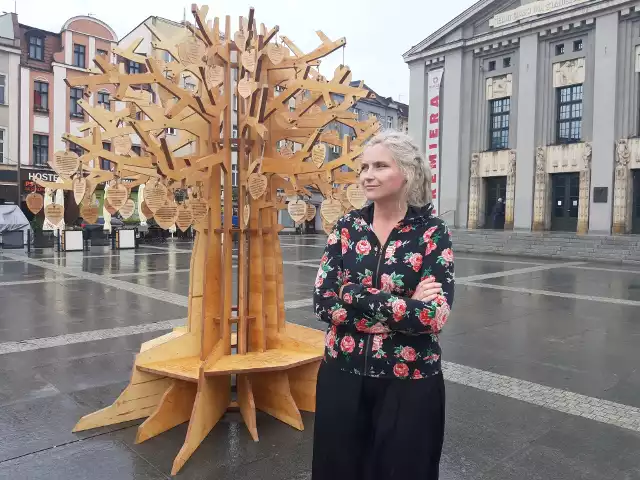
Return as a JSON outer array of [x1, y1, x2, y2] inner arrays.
[[484, 176, 506, 229], [551, 173, 579, 232]]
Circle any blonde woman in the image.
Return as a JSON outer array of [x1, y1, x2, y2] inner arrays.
[[312, 131, 454, 479]]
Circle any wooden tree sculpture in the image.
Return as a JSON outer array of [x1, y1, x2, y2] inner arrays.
[[34, 4, 380, 475]]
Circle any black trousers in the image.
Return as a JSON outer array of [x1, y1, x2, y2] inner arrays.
[[312, 362, 445, 480]]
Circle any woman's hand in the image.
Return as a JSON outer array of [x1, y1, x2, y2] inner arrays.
[[411, 277, 442, 303]]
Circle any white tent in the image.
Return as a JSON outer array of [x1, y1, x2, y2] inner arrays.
[[0, 204, 30, 247]]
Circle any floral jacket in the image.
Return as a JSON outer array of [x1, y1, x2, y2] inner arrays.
[[313, 203, 454, 380]]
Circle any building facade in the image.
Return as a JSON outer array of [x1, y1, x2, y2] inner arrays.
[[0, 13, 21, 204], [18, 15, 118, 221], [405, 0, 640, 234]]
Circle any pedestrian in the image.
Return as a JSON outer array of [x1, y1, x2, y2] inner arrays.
[[491, 197, 505, 229], [312, 130, 455, 480]]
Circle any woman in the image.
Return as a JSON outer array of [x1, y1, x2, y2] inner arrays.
[[312, 131, 454, 480]]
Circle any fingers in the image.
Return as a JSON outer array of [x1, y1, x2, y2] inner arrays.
[[415, 282, 442, 297]]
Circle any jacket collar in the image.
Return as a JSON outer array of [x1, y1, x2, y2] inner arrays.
[[355, 202, 434, 226]]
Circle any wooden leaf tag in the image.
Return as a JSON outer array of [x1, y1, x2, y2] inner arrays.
[[80, 203, 99, 224], [189, 198, 208, 223], [155, 202, 178, 229], [243, 204, 250, 227], [51, 151, 80, 177], [145, 181, 168, 213], [288, 199, 307, 223], [268, 43, 284, 65], [248, 173, 268, 200], [320, 198, 343, 224], [119, 199, 136, 219], [241, 49, 256, 72], [205, 65, 224, 87], [113, 135, 132, 156], [234, 31, 247, 51], [305, 203, 317, 222], [104, 199, 117, 216], [106, 184, 128, 211], [141, 201, 154, 219], [312, 144, 326, 168], [237, 77, 256, 98], [26, 193, 44, 214], [176, 204, 193, 232], [45, 204, 64, 227], [346, 183, 367, 209], [279, 144, 294, 158], [322, 218, 335, 235], [178, 37, 205, 66], [72, 177, 87, 205]]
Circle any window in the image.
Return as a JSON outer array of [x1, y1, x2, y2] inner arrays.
[[131, 145, 142, 156], [29, 36, 44, 61], [488, 60, 496, 71], [0, 74, 5, 104], [127, 61, 141, 74], [555, 44, 565, 55], [573, 39, 583, 52], [232, 126, 238, 138], [0, 129, 5, 163], [166, 127, 176, 136], [163, 51, 172, 63], [34, 81, 48, 111], [73, 44, 85, 68], [101, 142, 111, 170], [233, 94, 238, 112], [98, 91, 110, 110], [97, 49, 108, 57], [489, 97, 510, 150], [69, 144, 85, 157], [33, 134, 48, 166], [353, 107, 361, 119], [386, 116, 393, 129], [70, 87, 84, 118], [503, 57, 511, 68], [557, 84, 583, 143], [184, 78, 196, 91], [232, 163, 238, 187]]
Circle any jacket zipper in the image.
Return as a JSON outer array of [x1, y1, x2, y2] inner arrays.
[[363, 224, 399, 375]]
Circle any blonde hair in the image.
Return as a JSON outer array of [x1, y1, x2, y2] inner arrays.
[[363, 130, 433, 207]]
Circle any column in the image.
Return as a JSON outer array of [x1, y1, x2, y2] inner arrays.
[[505, 150, 516, 229], [589, 12, 619, 234], [514, 33, 539, 230], [441, 50, 463, 225], [578, 143, 592, 235], [612, 139, 630, 234], [532, 147, 548, 231], [19, 66, 30, 165], [407, 61, 428, 152], [468, 153, 480, 229]]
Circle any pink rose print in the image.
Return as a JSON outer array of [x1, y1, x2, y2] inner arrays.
[[355, 239, 372, 256], [323, 291, 337, 298], [432, 302, 450, 332], [400, 346, 417, 362], [412, 369, 424, 379], [434, 294, 447, 306], [381, 274, 394, 293], [343, 292, 353, 304], [325, 329, 336, 348], [391, 298, 407, 321], [327, 231, 338, 245], [340, 335, 355, 353], [368, 322, 389, 334], [367, 287, 381, 295], [418, 309, 431, 327], [421, 274, 436, 283], [320, 253, 328, 265], [408, 253, 423, 272], [331, 307, 347, 325], [385, 244, 396, 259], [441, 248, 454, 264], [315, 275, 324, 288], [423, 226, 437, 240], [356, 319, 368, 332], [400, 225, 412, 233], [372, 334, 384, 352], [393, 363, 409, 378], [362, 275, 373, 287], [424, 353, 440, 362], [424, 239, 437, 256]]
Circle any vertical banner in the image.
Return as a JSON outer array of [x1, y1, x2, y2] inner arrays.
[[426, 68, 444, 215]]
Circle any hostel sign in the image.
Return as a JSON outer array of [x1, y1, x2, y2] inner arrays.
[[490, 0, 592, 28]]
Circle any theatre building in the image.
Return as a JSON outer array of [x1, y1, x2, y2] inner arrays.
[[405, 0, 640, 234]]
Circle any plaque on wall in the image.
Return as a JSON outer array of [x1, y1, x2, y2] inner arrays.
[[593, 187, 608, 204]]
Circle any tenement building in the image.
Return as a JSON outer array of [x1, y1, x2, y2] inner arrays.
[[404, 0, 640, 234]]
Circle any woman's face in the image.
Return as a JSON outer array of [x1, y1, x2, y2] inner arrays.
[[359, 144, 407, 203]]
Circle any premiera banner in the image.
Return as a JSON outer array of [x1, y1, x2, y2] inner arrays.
[[426, 67, 443, 215]]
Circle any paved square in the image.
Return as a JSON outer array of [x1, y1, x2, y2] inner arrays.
[[1, 236, 640, 479]]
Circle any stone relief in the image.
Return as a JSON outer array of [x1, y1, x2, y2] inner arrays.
[[616, 139, 630, 167], [533, 147, 548, 230], [470, 153, 480, 178], [553, 57, 585, 88], [613, 139, 632, 234], [486, 74, 513, 100]]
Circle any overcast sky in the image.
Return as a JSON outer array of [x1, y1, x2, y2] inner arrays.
[[6, 0, 477, 103]]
